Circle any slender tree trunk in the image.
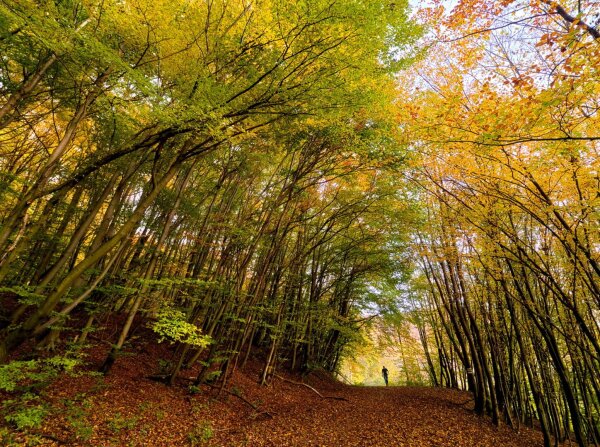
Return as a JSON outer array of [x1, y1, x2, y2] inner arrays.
[[100, 165, 193, 373], [0, 160, 182, 363]]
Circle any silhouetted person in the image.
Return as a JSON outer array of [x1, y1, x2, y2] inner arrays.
[[382, 366, 389, 386]]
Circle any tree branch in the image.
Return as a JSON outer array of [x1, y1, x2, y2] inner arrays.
[[274, 374, 348, 401]]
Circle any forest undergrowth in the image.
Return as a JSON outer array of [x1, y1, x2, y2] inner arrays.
[[0, 318, 554, 447]]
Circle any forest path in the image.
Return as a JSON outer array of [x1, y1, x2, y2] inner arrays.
[[7, 347, 553, 447], [9, 347, 549, 447], [214, 384, 546, 446]]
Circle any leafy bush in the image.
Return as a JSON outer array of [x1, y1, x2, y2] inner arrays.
[[151, 308, 212, 347], [0, 354, 82, 430], [64, 396, 93, 441], [187, 421, 213, 445], [0, 355, 80, 393], [0, 360, 38, 392], [3, 392, 48, 430]]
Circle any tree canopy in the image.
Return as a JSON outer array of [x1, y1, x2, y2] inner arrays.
[[1, 0, 600, 446]]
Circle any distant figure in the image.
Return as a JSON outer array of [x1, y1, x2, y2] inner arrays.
[[382, 366, 389, 386]]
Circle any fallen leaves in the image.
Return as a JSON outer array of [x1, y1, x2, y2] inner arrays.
[[2, 341, 552, 447]]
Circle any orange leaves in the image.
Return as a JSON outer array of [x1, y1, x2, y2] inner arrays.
[[402, 0, 600, 158], [535, 32, 556, 47]]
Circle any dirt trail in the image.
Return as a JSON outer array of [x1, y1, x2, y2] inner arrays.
[[214, 382, 546, 447], [5, 338, 549, 446]]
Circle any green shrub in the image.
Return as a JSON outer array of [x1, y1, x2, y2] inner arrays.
[[64, 396, 93, 441], [187, 421, 213, 445], [151, 308, 212, 348], [0, 355, 81, 393], [0, 354, 82, 431], [3, 394, 48, 430]]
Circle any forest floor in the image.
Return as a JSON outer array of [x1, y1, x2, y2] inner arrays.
[[1, 321, 554, 447]]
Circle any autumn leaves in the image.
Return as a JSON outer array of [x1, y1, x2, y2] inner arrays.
[[404, 1, 600, 445]]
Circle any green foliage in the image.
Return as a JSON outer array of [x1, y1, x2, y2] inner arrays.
[[187, 421, 213, 446], [0, 0, 422, 412], [0, 426, 17, 446], [63, 395, 93, 441], [0, 287, 45, 308], [203, 370, 222, 383], [44, 355, 80, 372], [339, 316, 429, 386], [151, 308, 212, 347], [0, 355, 80, 393], [108, 412, 139, 433], [188, 385, 201, 395], [0, 354, 83, 432], [0, 360, 38, 392], [3, 393, 48, 430], [190, 401, 208, 416]]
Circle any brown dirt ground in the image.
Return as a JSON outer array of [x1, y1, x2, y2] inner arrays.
[[0, 321, 557, 446]]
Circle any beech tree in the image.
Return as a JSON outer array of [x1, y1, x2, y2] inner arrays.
[[403, 1, 600, 445], [0, 0, 421, 394]]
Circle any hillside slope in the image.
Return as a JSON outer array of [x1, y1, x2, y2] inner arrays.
[[1, 334, 550, 447]]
